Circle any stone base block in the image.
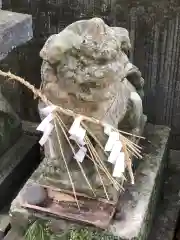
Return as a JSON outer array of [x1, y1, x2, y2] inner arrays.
[[0, 133, 40, 209], [10, 124, 170, 239]]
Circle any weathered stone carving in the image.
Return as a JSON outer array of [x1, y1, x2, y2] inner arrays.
[[37, 18, 145, 201]]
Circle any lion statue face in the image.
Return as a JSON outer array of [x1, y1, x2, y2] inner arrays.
[[40, 18, 133, 101], [40, 18, 144, 123]]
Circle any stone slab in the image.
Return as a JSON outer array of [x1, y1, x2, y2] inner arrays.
[[0, 133, 40, 209], [9, 124, 170, 239], [0, 10, 33, 61]]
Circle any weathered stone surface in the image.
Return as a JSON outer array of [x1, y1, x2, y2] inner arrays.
[[22, 185, 47, 205], [0, 50, 21, 116], [0, 52, 22, 156], [0, 134, 40, 209], [0, 1, 2, 9], [21, 120, 40, 137], [0, 8, 38, 213], [148, 150, 180, 240], [0, 9, 33, 151], [10, 124, 170, 239], [0, 13, 35, 121], [0, 85, 22, 156], [0, 10, 33, 61]]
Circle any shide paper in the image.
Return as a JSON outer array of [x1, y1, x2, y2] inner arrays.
[[37, 105, 57, 146]]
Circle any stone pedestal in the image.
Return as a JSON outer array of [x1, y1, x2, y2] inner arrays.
[[9, 124, 170, 239], [0, 134, 40, 209]]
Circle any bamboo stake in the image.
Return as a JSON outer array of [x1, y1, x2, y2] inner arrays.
[[82, 122, 109, 157], [55, 113, 96, 197], [54, 119, 80, 210], [85, 136, 124, 191], [86, 141, 110, 200]]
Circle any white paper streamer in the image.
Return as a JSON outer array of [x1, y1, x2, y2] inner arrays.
[[37, 105, 56, 146], [69, 116, 83, 136], [40, 105, 57, 116], [69, 133, 86, 146], [108, 141, 122, 164], [104, 131, 119, 152], [69, 117, 86, 146], [74, 146, 87, 163], [112, 152, 125, 178], [39, 123, 54, 146], [37, 113, 53, 132], [103, 123, 112, 136]]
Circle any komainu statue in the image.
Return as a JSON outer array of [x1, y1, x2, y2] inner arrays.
[[36, 18, 146, 202]]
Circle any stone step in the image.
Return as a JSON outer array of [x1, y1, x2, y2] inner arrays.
[[0, 133, 40, 209], [9, 124, 170, 239], [0, 10, 33, 61]]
